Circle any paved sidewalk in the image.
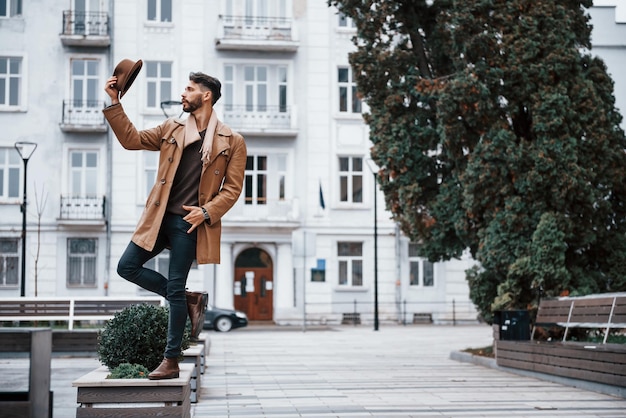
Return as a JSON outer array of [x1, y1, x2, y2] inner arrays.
[[1, 324, 625, 417], [194, 325, 625, 417]]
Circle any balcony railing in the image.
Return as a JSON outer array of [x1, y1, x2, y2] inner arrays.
[[60, 10, 110, 46], [60, 196, 105, 221], [60, 100, 107, 133], [225, 198, 299, 222], [222, 105, 297, 136], [216, 15, 298, 51]]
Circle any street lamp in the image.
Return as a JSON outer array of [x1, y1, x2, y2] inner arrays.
[[14, 141, 37, 297], [366, 158, 380, 331]]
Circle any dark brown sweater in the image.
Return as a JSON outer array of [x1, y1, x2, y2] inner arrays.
[[166, 133, 204, 216]]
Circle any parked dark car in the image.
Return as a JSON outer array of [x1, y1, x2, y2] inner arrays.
[[203, 305, 248, 332]]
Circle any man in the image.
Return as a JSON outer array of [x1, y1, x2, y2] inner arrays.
[[103, 71, 246, 380]]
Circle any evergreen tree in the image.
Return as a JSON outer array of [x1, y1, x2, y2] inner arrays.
[[330, 0, 626, 321]]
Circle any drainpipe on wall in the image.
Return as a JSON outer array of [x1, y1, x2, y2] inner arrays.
[[103, 0, 115, 296], [395, 223, 402, 322]]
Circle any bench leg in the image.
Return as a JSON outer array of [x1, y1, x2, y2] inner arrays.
[[29, 330, 52, 418]]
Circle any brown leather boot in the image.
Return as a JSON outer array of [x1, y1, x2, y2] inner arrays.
[[186, 291, 206, 341], [148, 357, 179, 380]]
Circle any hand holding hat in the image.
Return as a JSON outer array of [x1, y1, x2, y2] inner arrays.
[[111, 59, 143, 98]]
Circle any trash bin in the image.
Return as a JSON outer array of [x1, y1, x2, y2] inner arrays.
[[493, 310, 530, 340]]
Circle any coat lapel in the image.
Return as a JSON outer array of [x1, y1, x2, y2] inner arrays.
[[201, 122, 233, 174], [172, 118, 186, 149]]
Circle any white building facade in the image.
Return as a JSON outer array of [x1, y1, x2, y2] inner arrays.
[[0, 0, 622, 326]]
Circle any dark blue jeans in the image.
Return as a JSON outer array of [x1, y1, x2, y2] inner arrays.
[[117, 213, 197, 359]]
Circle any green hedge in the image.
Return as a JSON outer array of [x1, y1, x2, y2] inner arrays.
[[97, 303, 190, 371]]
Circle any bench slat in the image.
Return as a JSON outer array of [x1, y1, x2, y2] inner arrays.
[[0, 301, 71, 316], [501, 340, 626, 359], [498, 356, 626, 387], [0, 333, 31, 352], [73, 300, 161, 315], [498, 341, 626, 366], [496, 340, 626, 387], [500, 348, 624, 376], [569, 298, 614, 323], [0, 297, 164, 330], [611, 297, 626, 324], [52, 330, 99, 352], [534, 299, 572, 324]]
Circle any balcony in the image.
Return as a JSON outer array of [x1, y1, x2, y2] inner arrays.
[[216, 15, 299, 52], [60, 100, 107, 133], [58, 195, 106, 226], [222, 105, 298, 137], [225, 198, 299, 226], [60, 11, 110, 47]]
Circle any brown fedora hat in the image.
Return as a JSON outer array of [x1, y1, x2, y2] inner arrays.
[[113, 59, 143, 98]]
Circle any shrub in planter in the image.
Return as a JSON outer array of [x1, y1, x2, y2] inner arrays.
[[98, 303, 191, 372], [108, 363, 150, 379]]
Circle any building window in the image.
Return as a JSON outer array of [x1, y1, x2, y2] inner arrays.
[[338, 242, 363, 286], [278, 66, 287, 113], [409, 243, 434, 287], [245, 0, 268, 19], [339, 156, 363, 203], [143, 151, 158, 199], [245, 155, 267, 205], [147, 0, 172, 22], [338, 12, 356, 28], [144, 249, 170, 278], [0, 0, 22, 17], [244, 65, 268, 111], [70, 150, 98, 197], [71, 58, 100, 109], [311, 259, 326, 282], [226, 0, 287, 19], [277, 154, 286, 200], [338, 67, 361, 113], [72, 0, 103, 35], [67, 238, 97, 287], [224, 65, 280, 110], [0, 56, 22, 107], [243, 153, 287, 207], [223, 63, 291, 120], [0, 238, 18, 287], [138, 249, 197, 291], [146, 61, 172, 108], [224, 65, 234, 111], [0, 147, 20, 200]]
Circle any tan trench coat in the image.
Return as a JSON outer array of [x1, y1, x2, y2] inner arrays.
[[103, 104, 246, 264]]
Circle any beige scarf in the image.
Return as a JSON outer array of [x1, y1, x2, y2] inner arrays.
[[184, 111, 218, 166]]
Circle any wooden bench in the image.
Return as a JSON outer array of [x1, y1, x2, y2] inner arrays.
[[496, 293, 626, 388], [52, 329, 100, 353], [531, 294, 626, 343], [0, 296, 164, 330], [0, 328, 52, 418]]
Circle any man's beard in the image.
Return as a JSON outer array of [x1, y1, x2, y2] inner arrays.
[[182, 97, 202, 113]]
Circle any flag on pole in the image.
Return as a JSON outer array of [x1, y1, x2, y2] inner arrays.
[[319, 181, 326, 209]]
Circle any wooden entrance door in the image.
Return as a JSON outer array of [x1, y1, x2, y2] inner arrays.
[[234, 267, 273, 320], [234, 248, 273, 321]]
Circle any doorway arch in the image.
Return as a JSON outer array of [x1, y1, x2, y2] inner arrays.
[[234, 247, 273, 321]]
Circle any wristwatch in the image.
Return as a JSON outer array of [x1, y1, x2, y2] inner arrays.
[[201, 207, 211, 225]]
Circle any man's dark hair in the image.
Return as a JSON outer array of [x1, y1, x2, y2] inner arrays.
[[189, 72, 222, 105]]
